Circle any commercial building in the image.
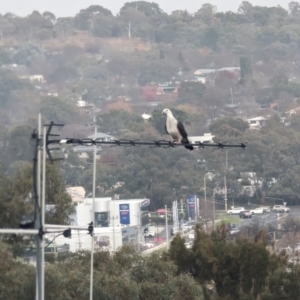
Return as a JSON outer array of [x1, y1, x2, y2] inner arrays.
[[47, 197, 150, 253]]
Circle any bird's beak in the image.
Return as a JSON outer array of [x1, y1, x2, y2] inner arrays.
[[161, 111, 165, 115]]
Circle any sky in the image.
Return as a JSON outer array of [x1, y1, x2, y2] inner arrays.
[[0, 0, 291, 17]]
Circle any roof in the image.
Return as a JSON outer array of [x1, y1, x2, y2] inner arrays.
[[141, 113, 152, 120], [66, 186, 86, 203], [248, 116, 267, 121], [193, 69, 216, 75], [218, 67, 240, 72], [87, 132, 113, 139]]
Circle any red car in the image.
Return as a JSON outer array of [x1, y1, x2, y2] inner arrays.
[[239, 210, 252, 219]]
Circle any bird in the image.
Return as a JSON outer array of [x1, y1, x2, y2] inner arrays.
[[162, 108, 193, 151]]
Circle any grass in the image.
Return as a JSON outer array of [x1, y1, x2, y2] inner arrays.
[[216, 215, 241, 224]]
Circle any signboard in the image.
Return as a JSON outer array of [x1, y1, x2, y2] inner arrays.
[[187, 195, 196, 220], [141, 198, 150, 208], [172, 200, 179, 232], [119, 203, 130, 225]]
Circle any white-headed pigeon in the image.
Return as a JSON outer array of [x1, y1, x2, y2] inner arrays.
[[162, 108, 193, 151]]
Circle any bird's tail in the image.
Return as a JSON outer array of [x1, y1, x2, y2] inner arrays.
[[182, 137, 194, 151]]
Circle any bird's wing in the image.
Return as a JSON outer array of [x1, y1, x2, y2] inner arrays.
[[177, 121, 188, 139], [165, 123, 169, 135]]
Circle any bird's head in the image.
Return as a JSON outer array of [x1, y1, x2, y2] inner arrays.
[[162, 108, 172, 117]]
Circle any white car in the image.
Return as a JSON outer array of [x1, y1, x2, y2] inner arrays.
[[273, 205, 290, 213], [144, 230, 155, 237], [184, 242, 193, 249], [250, 207, 267, 215], [227, 207, 245, 215]]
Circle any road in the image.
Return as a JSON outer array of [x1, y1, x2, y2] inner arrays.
[[238, 208, 300, 229]]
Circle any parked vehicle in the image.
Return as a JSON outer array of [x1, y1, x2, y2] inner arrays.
[[239, 210, 252, 219], [250, 207, 267, 215], [184, 242, 193, 249], [144, 230, 155, 238], [227, 207, 245, 215], [273, 205, 290, 213], [261, 206, 271, 213]]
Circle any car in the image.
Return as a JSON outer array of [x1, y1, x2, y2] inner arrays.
[[273, 205, 290, 213], [239, 210, 252, 219], [144, 230, 155, 238], [227, 207, 245, 215], [279, 246, 293, 252], [261, 206, 271, 213], [250, 207, 267, 215], [184, 242, 193, 249]]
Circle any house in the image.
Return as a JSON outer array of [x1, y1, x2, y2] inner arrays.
[[19, 74, 45, 83], [189, 133, 215, 147], [141, 113, 152, 121], [66, 186, 86, 204], [247, 116, 267, 130], [286, 107, 300, 117], [87, 132, 114, 142]]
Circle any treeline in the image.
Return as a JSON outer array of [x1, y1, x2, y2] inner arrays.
[[1, 224, 300, 300], [1, 1, 300, 60]]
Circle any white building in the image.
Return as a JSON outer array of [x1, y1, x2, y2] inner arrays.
[[47, 197, 150, 253], [247, 116, 267, 130], [189, 133, 215, 147]]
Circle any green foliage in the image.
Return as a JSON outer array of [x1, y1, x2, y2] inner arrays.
[[209, 118, 249, 137], [45, 162, 75, 225], [120, 2, 164, 17], [0, 69, 30, 107], [240, 56, 253, 81], [41, 96, 81, 124], [96, 109, 144, 136], [177, 81, 207, 102]]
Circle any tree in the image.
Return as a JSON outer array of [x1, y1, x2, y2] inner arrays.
[[45, 162, 74, 224], [40, 96, 81, 124], [240, 55, 253, 82], [195, 3, 217, 25], [120, 1, 164, 17], [177, 81, 206, 102], [202, 27, 219, 50]]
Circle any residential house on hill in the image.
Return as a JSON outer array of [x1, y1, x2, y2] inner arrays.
[[247, 116, 267, 130]]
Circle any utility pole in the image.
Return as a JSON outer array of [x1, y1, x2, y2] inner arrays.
[[230, 88, 234, 104], [224, 150, 228, 211], [212, 191, 216, 231], [165, 205, 169, 249], [35, 114, 42, 300], [89, 122, 97, 300], [128, 21, 131, 39], [137, 210, 141, 252], [204, 177, 207, 219], [181, 199, 183, 214]]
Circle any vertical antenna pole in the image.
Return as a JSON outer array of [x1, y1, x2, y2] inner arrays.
[[89, 123, 97, 300]]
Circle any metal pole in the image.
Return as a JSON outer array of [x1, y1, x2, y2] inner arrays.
[[213, 191, 216, 231], [36, 113, 42, 300], [90, 124, 97, 300], [204, 177, 207, 218], [0, 229, 39, 234], [273, 232, 276, 252], [230, 88, 234, 104], [41, 126, 46, 300], [137, 210, 141, 252], [112, 216, 116, 252], [224, 150, 228, 211], [165, 205, 169, 249], [181, 199, 183, 214]]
